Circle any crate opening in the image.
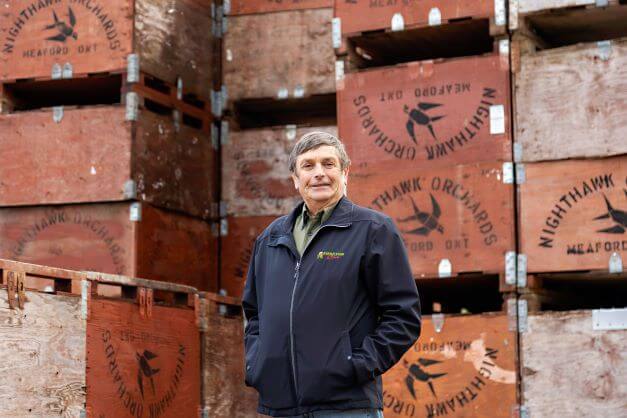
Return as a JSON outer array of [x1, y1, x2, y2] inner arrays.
[[525, 5, 627, 49], [2, 74, 122, 112], [347, 19, 494, 70], [418, 274, 503, 315], [233, 93, 337, 129]]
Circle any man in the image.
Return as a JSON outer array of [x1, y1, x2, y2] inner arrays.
[[242, 132, 421, 417]]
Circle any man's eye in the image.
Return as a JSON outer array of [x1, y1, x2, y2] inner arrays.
[[324, 162, 335, 167]]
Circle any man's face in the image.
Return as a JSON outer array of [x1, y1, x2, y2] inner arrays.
[[292, 145, 348, 209]]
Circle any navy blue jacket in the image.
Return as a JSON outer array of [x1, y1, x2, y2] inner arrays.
[[242, 197, 421, 417]]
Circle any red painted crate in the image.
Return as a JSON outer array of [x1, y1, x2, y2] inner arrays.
[[227, 0, 332, 15]]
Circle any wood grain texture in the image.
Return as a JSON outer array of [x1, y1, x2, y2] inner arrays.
[[338, 53, 512, 169], [227, 0, 332, 15], [86, 298, 201, 417], [518, 156, 627, 273], [516, 0, 599, 14], [514, 37, 627, 162], [0, 0, 133, 81], [336, 0, 495, 35], [350, 161, 515, 278], [521, 310, 627, 417], [222, 125, 337, 216], [203, 298, 258, 417], [135, 0, 213, 99], [383, 313, 517, 417], [223, 9, 335, 102], [0, 291, 86, 417], [220, 216, 275, 298]]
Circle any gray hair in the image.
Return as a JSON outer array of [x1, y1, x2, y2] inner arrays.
[[288, 131, 351, 173]]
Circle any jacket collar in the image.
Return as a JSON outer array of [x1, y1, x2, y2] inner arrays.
[[269, 196, 354, 247]]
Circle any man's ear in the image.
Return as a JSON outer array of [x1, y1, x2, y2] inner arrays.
[[292, 173, 299, 190]]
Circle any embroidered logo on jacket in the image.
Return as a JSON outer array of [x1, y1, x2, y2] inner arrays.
[[317, 251, 345, 261]]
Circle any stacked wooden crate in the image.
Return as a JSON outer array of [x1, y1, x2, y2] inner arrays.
[[0, 0, 219, 291], [509, 1, 627, 415], [218, 0, 337, 299], [333, 1, 522, 415]]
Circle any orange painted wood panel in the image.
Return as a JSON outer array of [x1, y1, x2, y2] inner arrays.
[[0, 106, 216, 219], [518, 156, 627, 273], [220, 216, 275, 298], [335, 0, 496, 36], [338, 53, 512, 169], [222, 125, 337, 216], [228, 0, 332, 15], [349, 161, 515, 278], [383, 313, 517, 417], [86, 298, 201, 417], [0, 202, 217, 291]]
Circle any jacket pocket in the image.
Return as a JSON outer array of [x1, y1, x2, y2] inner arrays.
[[244, 335, 261, 387]]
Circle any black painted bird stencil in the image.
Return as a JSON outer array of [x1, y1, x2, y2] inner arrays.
[[403, 358, 447, 399], [397, 194, 444, 236], [593, 193, 627, 234], [44, 7, 78, 42], [403, 102, 445, 145], [136, 350, 160, 399]]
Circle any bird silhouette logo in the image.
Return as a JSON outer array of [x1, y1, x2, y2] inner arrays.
[[403, 358, 447, 399], [396, 194, 444, 236], [136, 350, 160, 399], [403, 102, 445, 145], [593, 192, 626, 234], [43, 7, 78, 43]]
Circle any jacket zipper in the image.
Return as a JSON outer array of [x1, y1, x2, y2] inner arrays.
[[288, 223, 349, 401]]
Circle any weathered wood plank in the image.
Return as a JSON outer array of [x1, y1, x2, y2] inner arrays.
[[521, 310, 627, 416], [513, 37, 627, 162], [0, 291, 86, 417]]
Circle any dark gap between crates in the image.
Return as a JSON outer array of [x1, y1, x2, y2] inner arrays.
[[417, 274, 502, 315], [2, 74, 122, 111], [526, 5, 627, 48], [233, 93, 337, 130], [348, 19, 494, 70]]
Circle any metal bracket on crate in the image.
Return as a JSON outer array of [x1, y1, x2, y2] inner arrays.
[[81, 280, 91, 320], [129, 202, 142, 222], [212, 219, 228, 237], [176, 77, 183, 101], [507, 298, 528, 332], [211, 123, 219, 150], [5, 270, 26, 310], [494, 0, 506, 26], [213, 5, 224, 38], [489, 104, 505, 135], [285, 124, 297, 141], [200, 407, 210, 418], [431, 313, 445, 333], [123, 180, 137, 200], [502, 162, 514, 184], [499, 39, 510, 57], [516, 163, 526, 184], [505, 251, 517, 285], [512, 405, 530, 418], [211, 86, 227, 117], [609, 252, 623, 274], [277, 87, 289, 100], [218, 289, 228, 316], [62, 63, 73, 79], [53, 106, 64, 123], [427, 8, 440, 26], [596, 0, 609, 7], [294, 84, 305, 99], [219, 201, 227, 218], [597, 40, 612, 61], [592, 308, 627, 331], [223, 0, 231, 15], [138, 287, 154, 319], [221, 120, 230, 145], [332, 17, 342, 49], [127, 54, 140, 83], [438, 259, 452, 278], [173, 109, 181, 132], [509, 0, 520, 30], [51, 63, 62, 79], [513, 143, 523, 163], [392, 13, 405, 31], [195, 294, 209, 332], [517, 254, 527, 287], [125, 92, 139, 121], [335, 60, 345, 84]]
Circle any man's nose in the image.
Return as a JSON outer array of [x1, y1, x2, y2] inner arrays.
[[312, 163, 325, 176]]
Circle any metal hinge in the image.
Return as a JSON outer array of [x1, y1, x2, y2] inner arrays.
[[509, 0, 519, 30], [4, 270, 26, 310], [127, 54, 140, 83], [213, 5, 224, 38], [508, 299, 528, 332], [516, 163, 526, 184], [211, 123, 219, 150], [138, 287, 154, 319], [428, 8, 440, 26], [277, 87, 289, 99], [223, 0, 231, 15], [129, 202, 142, 222], [499, 39, 510, 57], [211, 86, 227, 117], [503, 162, 514, 184], [200, 407, 209, 418], [597, 40, 612, 61], [53, 106, 64, 123], [596, 0, 609, 7], [221, 120, 230, 145], [62, 63, 73, 79], [123, 179, 137, 200], [332, 17, 342, 49], [438, 259, 452, 278], [335, 60, 345, 83], [489, 104, 505, 134], [392, 13, 405, 31], [592, 308, 627, 331], [81, 280, 91, 320], [219, 201, 227, 218], [505, 251, 517, 285], [51, 63, 62, 79], [218, 289, 228, 315], [294, 84, 305, 98], [285, 124, 297, 141], [495, 0, 506, 26], [513, 142, 523, 163], [517, 254, 527, 287], [609, 252, 623, 273], [212, 219, 228, 237], [125, 92, 139, 121], [431, 313, 444, 333], [176, 77, 183, 100], [512, 405, 530, 418], [195, 294, 209, 332]]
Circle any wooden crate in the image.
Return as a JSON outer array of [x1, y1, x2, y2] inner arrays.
[[520, 308, 627, 417], [201, 293, 259, 417], [222, 125, 337, 217], [518, 156, 627, 274], [0, 259, 203, 417], [0, 106, 216, 218], [0, 202, 218, 291], [335, 0, 506, 43], [226, 0, 332, 15], [223, 8, 335, 104], [220, 216, 275, 298], [512, 36, 627, 162], [349, 161, 515, 280], [337, 52, 512, 168], [382, 312, 517, 417], [0, 0, 214, 99]]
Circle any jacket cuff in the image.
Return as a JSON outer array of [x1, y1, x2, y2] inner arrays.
[[351, 355, 375, 384]]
